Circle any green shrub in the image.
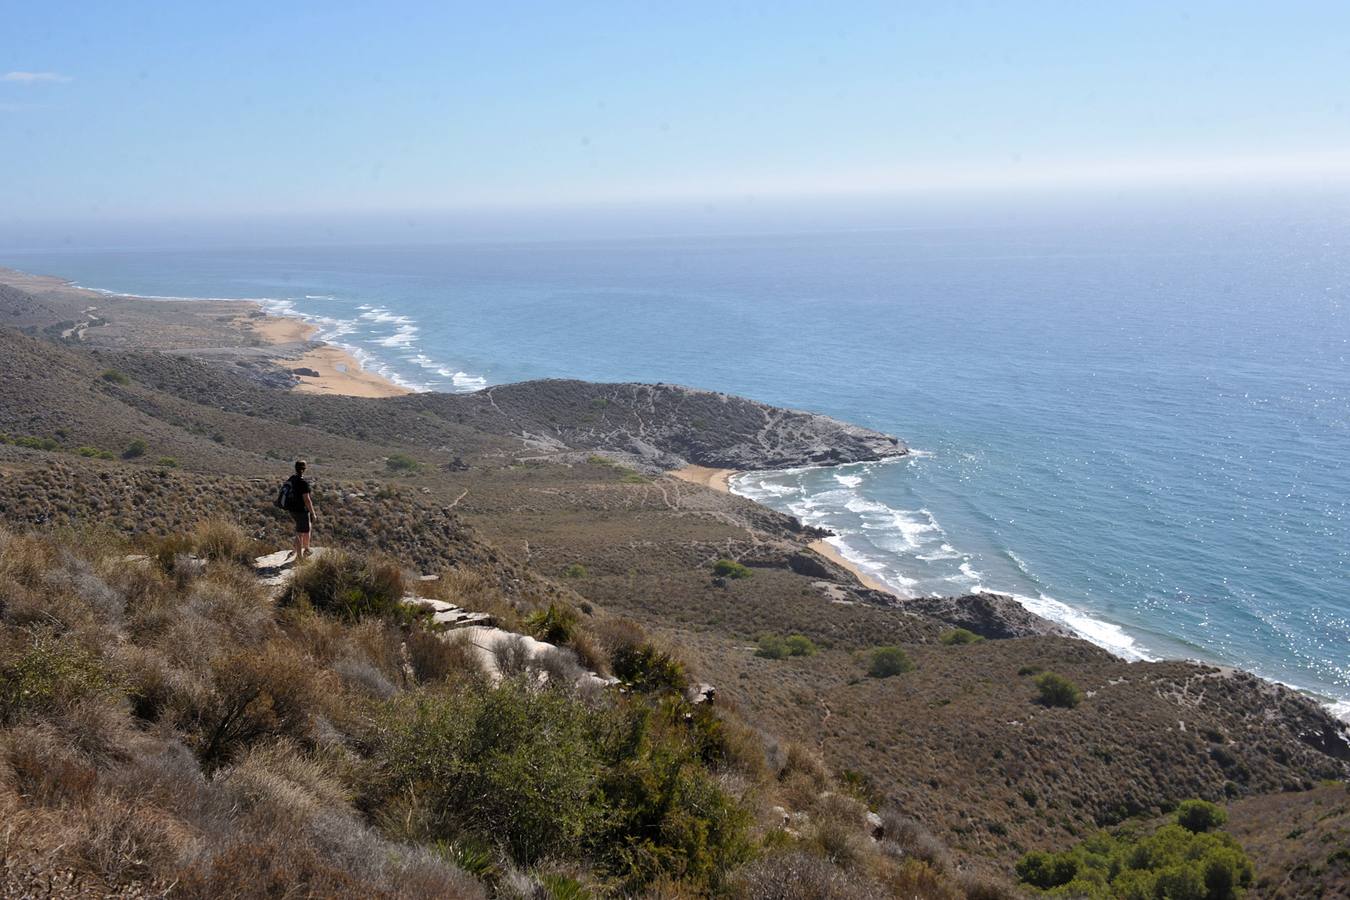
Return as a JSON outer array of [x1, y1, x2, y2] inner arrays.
[[940, 628, 984, 645], [386, 453, 420, 473], [612, 642, 687, 693], [16, 435, 59, 451], [867, 646, 914, 678], [1176, 799, 1227, 834], [75, 446, 115, 459], [376, 678, 606, 865], [283, 550, 407, 622], [1016, 819, 1253, 899], [594, 699, 753, 890], [376, 679, 752, 889], [711, 558, 752, 579], [562, 563, 588, 578], [100, 369, 131, 385], [1034, 672, 1082, 708], [0, 635, 121, 724], [156, 456, 179, 468], [122, 438, 148, 459], [526, 603, 579, 645], [755, 635, 787, 660], [757, 634, 817, 659], [1016, 850, 1079, 890]]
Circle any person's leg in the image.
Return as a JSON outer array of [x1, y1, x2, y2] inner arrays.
[[291, 525, 302, 559]]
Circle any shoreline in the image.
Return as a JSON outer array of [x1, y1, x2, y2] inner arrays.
[[0, 266, 411, 401], [670, 465, 736, 493], [806, 538, 897, 594], [673, 460, 1349, 720], [3, 264, 1347, 723], [672, 464, 901, 598], [243, 312, 412, 399]]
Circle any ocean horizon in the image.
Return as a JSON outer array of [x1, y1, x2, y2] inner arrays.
[[5, 199, 1347, 719]]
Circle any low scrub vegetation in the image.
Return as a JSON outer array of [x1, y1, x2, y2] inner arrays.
[[374, 678, 754, 890], [1176, 799, 1228, 834], [939, 627, 984, 645], [1016, 802, 1254, 898], [867, 646, 915, 678], [386, 452, 421, 473], [712, 557, 753, 579], [281, 549, 408, 622], [0, 523, 1002, 898], [756, 633, 818, 659], [1034, 671, 1083, 708]]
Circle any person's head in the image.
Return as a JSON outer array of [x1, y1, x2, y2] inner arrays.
[[295, 460, 307, 475]]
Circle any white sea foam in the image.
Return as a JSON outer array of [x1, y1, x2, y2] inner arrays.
[[261, 296, 490, 393], [74, 283, 283, 303], [971, 583, 1155, 661], [733, 458, 1158, 664], [376, 327, 418, 348], [821, 535, 918, 589], [1328, 699, 1350, 724]]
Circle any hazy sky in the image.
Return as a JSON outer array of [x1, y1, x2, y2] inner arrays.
[[4, 1, 1350, 225]]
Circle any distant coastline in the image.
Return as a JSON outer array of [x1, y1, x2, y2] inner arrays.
[[0, 265, 410, 400]]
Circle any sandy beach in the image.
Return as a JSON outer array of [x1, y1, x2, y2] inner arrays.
[[807, 538, 896, 594], [673, 464, 899, 597], [243, 312, 411, 399], [671, 465, 737, 492]]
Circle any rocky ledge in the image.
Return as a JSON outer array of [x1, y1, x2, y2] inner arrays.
[[897, 592, 1076, 640]]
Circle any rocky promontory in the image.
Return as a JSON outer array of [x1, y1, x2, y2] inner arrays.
[[413, 379, 908, 471]]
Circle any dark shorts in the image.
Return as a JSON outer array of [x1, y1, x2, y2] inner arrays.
[[292, 509, 311, 534]]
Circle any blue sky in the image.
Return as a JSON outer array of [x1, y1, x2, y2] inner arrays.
[[3, 1, 1350, 225]]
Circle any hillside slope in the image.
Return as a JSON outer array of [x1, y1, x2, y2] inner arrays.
[[1, 273, 1347, 893]]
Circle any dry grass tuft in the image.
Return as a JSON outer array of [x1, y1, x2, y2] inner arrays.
[[732, 850, 885, 899], [190, 518, 259, 566], [407, 628, 484, 686]]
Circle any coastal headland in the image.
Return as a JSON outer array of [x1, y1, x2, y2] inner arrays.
[[1, 265, 1347, 895]]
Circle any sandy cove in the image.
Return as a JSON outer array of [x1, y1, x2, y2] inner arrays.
[[672, 464, 898, 595], [244, 313, 411, 399], [670, 465, 735, 492]]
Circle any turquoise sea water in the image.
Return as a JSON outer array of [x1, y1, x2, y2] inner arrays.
[[5, 201, 1348, 717]]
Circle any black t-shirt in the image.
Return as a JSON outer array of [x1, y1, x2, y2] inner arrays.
[[288, 474, 312, 508]]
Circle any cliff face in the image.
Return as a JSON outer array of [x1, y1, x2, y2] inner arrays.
[[422, 379, 908, 471]]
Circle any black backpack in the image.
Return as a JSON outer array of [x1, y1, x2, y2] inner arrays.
[[275, 478, 296, 511]]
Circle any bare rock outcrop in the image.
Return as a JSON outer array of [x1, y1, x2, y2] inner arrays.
[[422, 379, 908, 471]]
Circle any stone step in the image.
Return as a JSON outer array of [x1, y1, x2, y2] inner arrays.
[[403, 596, 495, 629], [253, 547, 327, 572]]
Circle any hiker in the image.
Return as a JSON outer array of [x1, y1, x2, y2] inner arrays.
[[283, 459, 316, 560]]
